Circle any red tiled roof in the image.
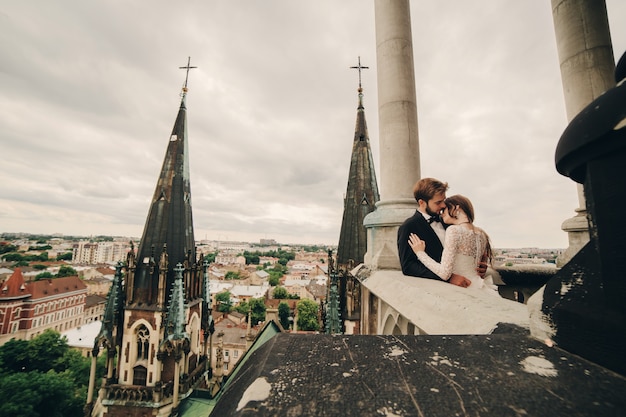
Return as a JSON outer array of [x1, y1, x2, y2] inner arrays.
[[28, 276, 87, 299], [96, 267, 115, 275], [0, 268, 31, 299]]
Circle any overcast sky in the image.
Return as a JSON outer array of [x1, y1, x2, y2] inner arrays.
[[1, 1, 624, 248]]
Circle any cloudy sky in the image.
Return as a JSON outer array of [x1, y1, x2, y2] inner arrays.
[[1, 1, 624, 248]]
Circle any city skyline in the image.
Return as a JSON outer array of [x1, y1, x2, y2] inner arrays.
[[1, 2, 625, 248]]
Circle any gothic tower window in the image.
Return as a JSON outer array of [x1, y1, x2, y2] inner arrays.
[[133, 365, 147, 386], [136, 325, 150, 361]]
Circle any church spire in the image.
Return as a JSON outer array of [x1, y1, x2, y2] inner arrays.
[[87, 59, 210, 417], [336, 57, 380, 268], [128, 58, 198, 306]]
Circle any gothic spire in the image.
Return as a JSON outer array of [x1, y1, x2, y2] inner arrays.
[[130, 59, 197, 306], [336, 57, 380, 268], [93, 262, 124, 352], [161, 263, 189, 348]]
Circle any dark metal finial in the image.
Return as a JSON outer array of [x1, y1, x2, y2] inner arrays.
[[179, 56, 197, 92], [349, 56, 369, 90]]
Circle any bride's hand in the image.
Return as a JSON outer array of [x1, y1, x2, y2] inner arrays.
[[408, 233, 426, 253]]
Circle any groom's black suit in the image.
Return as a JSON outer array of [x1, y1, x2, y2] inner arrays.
[[397, 210, 444, 280]]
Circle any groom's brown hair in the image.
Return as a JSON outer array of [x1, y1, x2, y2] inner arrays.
[[413, 178, 449, 203]]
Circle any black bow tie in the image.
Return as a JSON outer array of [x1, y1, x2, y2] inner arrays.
[[428, 215, 441, 224]]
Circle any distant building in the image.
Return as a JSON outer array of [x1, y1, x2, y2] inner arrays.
[[84, 294, 106, 323], [230, 284, 270, 305], [0, 269, 87, 345], [249, 270, 269, 285], [83, 275, 113, 296], [258, 256, 278, 265], [62, 320, 102, 357], [72, 241, 130, 264], [210, 314, 257, 377], [215, 253, 246, 265], [282, 279, 315, 300]]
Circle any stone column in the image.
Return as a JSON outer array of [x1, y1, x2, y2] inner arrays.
[[107, 349, 115, 380], [86, 353, 98, 405], [172, 352, 181, 411], [551, 0, 616, 266], [364, 0, 420, 270]]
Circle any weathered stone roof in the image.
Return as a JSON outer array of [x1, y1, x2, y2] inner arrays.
[[210, 328, 626, 416]]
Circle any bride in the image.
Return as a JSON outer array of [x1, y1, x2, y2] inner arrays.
[[408, 194, 497, 292]]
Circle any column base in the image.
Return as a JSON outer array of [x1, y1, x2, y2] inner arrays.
[[556, 210, 589, 268], [363, 198, 416, 270]]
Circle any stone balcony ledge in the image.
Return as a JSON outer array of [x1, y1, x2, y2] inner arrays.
[[357, 268, 530, 335]]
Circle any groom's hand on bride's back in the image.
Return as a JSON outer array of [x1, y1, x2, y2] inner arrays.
[[476, 262, 488, 278], [449, 274, 471, 288], [476, 252, 489, 278]]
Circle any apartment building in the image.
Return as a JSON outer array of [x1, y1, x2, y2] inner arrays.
[[0, 268, 87, 345], [72, 241, 129, 264]]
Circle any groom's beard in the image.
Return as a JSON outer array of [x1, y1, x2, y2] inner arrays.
[[426, 207, 440, 217]]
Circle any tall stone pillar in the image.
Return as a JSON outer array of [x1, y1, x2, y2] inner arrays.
[[364, 0, 420, 269], [551, 0, 616, 266], [86, 354, 98, 405]]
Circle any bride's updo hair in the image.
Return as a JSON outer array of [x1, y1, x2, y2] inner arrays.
[[445, 194, 494, 265], [444, 194, 474, 222]]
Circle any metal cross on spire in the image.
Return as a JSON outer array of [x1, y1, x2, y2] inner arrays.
[[350, 56, 369, 89], [179, 56, 197, 92]]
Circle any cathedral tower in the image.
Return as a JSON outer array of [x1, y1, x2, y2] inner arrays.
[[87, 59, 212, 417], [335, 58, 380, 334]]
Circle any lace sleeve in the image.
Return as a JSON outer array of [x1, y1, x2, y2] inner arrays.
[[415, 227, 461, 280]]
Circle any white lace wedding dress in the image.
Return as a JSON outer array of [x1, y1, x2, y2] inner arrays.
[[416, 224, 498, 293]]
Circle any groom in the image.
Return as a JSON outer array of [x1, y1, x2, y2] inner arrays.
[[397, 177, 477, 287]]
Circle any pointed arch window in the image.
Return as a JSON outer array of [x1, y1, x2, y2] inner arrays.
[[136, 325, 150, 361], [133, 365, 147, 386]]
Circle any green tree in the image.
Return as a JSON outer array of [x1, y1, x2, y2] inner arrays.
[[248, 298, 266, 325], [0, 243, 18, 254], [28, 329, 70, 372], [272, 263, 288, 274], [32, 264, 48, 270], [56, 252, 73, 261], [34, 252, 48, 262], [278, 302, 291, 330], [0, 329, 105, 417], [35, 272, 54, 280], [268, 272, 280, 286], [235, 300, 249, 315], [296, 299, 320, 331], [273, 286, 289, 299], [225, 271, 240, 280], [0, 370, 84, 417], [242, 251, 257, 265], [2, 253, 23, 262], [201, 251, 217, 264], [215, 291, 233, 312], [0, 338, 30, 373], [56, 265, 77, 278], [55, 349, 94, 386]]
